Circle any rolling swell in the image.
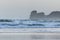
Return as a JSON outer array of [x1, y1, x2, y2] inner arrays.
[[0, 19, 60, 28]]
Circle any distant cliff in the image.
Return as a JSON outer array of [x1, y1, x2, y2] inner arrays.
[[30, 10, 60, 20]]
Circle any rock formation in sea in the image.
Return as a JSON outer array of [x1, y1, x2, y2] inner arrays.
[[30, 10, 60, 20]]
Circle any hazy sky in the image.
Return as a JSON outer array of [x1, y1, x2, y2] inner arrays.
[[0, 0, 60, 19]]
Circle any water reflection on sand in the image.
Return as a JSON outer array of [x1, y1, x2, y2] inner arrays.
[[0, 33, 60, 40]]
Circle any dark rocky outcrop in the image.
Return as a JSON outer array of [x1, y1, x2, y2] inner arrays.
[[30, 10, 60, 20], [47, 11, 60, 19], [0, 19, 13, 22], [30, 10, 45, 20]]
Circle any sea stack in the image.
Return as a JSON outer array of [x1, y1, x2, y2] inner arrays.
[[30, 10, 60, 20]]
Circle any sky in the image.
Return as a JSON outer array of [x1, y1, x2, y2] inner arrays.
[[0, 0, 60, 19]]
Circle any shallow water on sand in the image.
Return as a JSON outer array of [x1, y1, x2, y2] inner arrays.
[[0, 33, 60, 40]]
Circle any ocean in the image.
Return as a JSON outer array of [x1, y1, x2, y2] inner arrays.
[[0, 19, 60, 40], [0, 19, 60, 32]]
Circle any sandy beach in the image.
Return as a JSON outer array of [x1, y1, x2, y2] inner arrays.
[[0, 33, 60, 40]]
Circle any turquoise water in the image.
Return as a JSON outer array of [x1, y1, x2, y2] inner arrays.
[[0, 19, 60, 28]]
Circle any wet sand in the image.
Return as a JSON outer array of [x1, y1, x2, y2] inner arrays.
[[0, 33, 60, 40]]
